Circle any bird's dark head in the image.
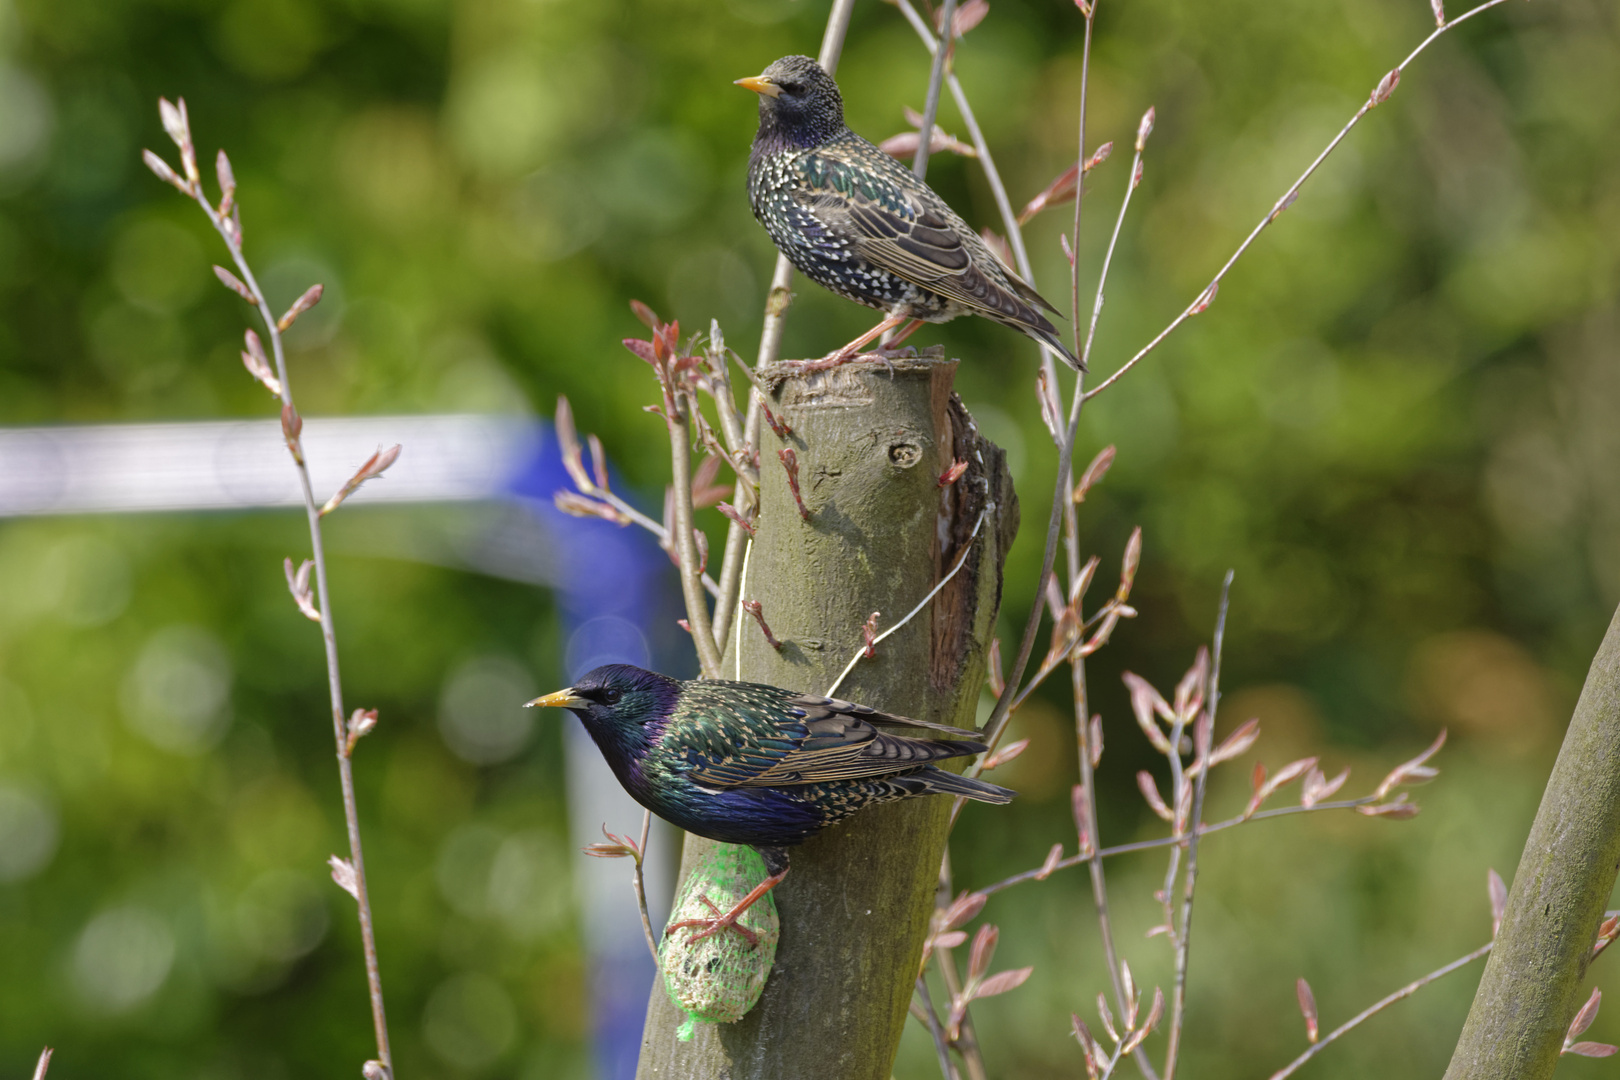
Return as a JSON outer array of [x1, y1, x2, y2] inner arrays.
[[736, 55, 845, 149], [526, 664, 681, 767]]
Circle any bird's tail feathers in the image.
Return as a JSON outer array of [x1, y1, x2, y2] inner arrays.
[[1029, 322, 1084, 371], [915, 766, 1016, 805]]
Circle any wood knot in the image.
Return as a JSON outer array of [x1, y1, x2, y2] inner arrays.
[[887, 440, 923, 469]]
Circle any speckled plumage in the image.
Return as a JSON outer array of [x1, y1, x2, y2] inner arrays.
[[741, 54, 1081, 369], [547, 664, 1015, 851]]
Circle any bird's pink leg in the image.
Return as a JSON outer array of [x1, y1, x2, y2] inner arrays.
[[666, 868, 789, 946], [882, 318, 926, 349], [791, 314, 910, 371]]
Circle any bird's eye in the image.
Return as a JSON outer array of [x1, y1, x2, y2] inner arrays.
[[602, 688, 622, 705]]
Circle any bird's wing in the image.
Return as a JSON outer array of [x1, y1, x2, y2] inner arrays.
[[794, 139, 1060, 323], [678, 687, 984, 789]]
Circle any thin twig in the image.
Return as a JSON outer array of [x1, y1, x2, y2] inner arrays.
[[633, 808, 658, 964], [1164, 571, 1233, 1079], [915, 976, 963, 1080], [1073, 648, 1142, 1080], [154, 115, 393, 1072], [1266, 942, 1494, 1080], [912, 0, 960, 180], [824, 508, 988, 697], [1084, 0, 1513, 401], [1080, 127, 1145, 373], [977, 796, 1388, 898], [893, 0, 1084, 765], [670, 391, 724, 679]]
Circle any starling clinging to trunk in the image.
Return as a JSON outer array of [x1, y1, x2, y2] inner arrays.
[[738, 54, 1081, 369], [528, 664, 1014, 942]]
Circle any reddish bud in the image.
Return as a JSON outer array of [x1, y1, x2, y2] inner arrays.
[[277, 283, 324, 332]]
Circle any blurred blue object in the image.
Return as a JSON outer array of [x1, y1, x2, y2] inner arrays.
[[0, 414, 682, 1080]]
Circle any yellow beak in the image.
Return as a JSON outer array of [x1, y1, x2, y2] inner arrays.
[[734, 74, 781, 98], [525, 688, 587, 709]]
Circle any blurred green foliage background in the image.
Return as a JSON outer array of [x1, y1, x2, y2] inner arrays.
[[1, 0, 1617, 1077]]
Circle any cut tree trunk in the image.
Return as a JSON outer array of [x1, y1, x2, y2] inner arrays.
[[1444, 602, 1620, 1078], [637, 354, 1018, 1079]]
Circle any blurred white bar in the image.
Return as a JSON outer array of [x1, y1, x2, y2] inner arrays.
[[0, 414, 537, 516]]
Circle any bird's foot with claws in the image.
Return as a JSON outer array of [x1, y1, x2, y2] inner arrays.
[[665, 869, 788, 947]]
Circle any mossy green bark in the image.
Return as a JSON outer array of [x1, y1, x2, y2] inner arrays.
[[1444, 603, 1620, 1078], [637, 355, 1018, 1079]]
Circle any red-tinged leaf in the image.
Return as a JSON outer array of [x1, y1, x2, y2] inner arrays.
[[1089, 714, 1103, 768], [937, 459, 969, 488], [587, 433, 610, 491], [1137, 770, 1173, 821], [1488, 869, 1508, 937], [942, 890, 988, 932], [1567, 987, 1602, 1040], [1356, 797, 1420, 819], [1036, 368, 1062, 444], [1085, 141, 1114, 172], [1122, 961, 1137, 1026], [1594, 917, 1619, 961], [1268, 756, 1319, 793], [1190, 282, 1218, 314], [583, 842, 637, 859], [1120, 526, 1142, 593], [1374, 729, 1448, 799], [1430, 0, 1445, 25], [555, 397, 591, 490], [1297, 978, 1319, 1043], [718, 501, 757, 536], [1208, 718, 1260, 767], [328, 854, 359, 899], [878, 129, 977, 160], [1145, 924, 1171, 939], [1565, 1042, 1619, 1058], [142, 149, 190, 193], [987, 637, 1005, 698], [1123, 672, 1175, 754], [1371, 68, 1401, 106], [215, 149, 236, 200], [213, 264, 253, 301], [1568, 1029, 1620, 1060], [345, 707, 378, 750], [1059, 232, 1075, 268], [1073, 445, 1115, 503], [968, 923, 998, 982], [1135, 106, 1156, 151], [1035, 842, 1063, 880], [984, 738, 1029, 771], [1072, 784, 1092, 852], [159, 97, 189, 150], [240, 348, 281, 395], [1017, 162, 1080, 224], [1174, 648, 1209, 722], [554, 491, 628, 524], [941, 0, 989, 37], [1044, 570, 1067, 622], [933, 929, 968, 950], [1072, 1014, 1100, 1069], [973, 966, 1033, 999], [1097, 992, 1118, 1042], [629, 299, 660, 331], [277, 283, 324, 331], [622, 338, 659, 366]]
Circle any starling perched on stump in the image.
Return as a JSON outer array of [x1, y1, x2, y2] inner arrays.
[[738, 54, 1081, 369], [528, 664, 1014, 942]]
